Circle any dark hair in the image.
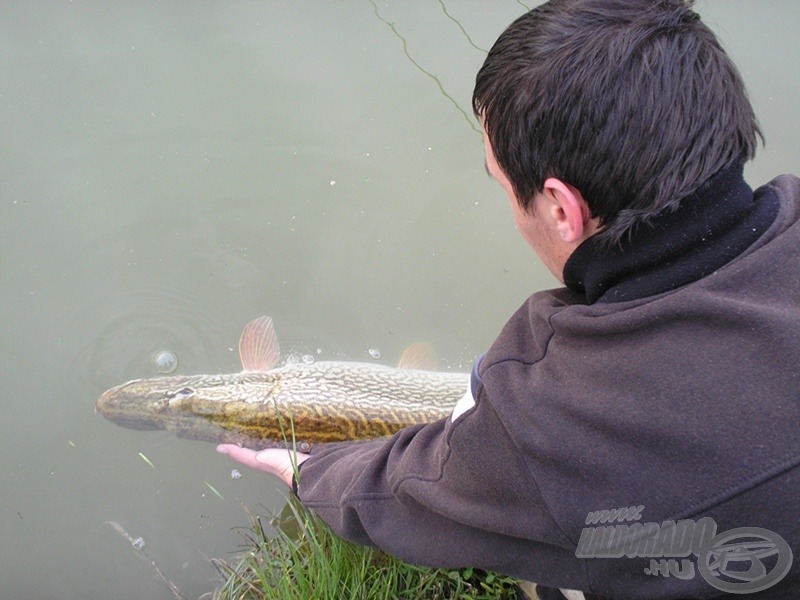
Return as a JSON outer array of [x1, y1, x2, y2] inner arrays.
[[473, 0, 762, 243]]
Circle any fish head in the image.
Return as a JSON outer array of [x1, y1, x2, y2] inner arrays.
[[95, 371, 281, 432]]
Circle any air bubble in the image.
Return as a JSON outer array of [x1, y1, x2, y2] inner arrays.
[[231, 469, 242, 480], [368, 348, 381, 359], [301, 354, 315, 365], [153, 350, 178, 374]]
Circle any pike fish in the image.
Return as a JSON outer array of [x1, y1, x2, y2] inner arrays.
[[96, 316, 470, 450]]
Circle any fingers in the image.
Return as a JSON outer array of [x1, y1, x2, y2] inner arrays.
[[217, 444, 311, 488], [216, 444, 265, 471]]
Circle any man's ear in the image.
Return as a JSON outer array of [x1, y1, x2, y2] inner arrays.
[[542, 177, 593, 243]]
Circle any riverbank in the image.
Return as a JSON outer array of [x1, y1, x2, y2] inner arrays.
[[211, 498, 519, 600]]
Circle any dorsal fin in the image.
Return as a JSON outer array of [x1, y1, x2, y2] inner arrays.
[[398, 342, 438, 371], [239, 316, 280, 372]]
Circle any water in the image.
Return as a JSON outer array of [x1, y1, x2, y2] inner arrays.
[[1, 2, 798, 598]]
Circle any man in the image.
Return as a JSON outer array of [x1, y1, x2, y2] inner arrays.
[[220, 1, 800, 598]]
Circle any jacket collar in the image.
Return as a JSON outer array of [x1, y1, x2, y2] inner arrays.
[[563, 163, 779, 304]]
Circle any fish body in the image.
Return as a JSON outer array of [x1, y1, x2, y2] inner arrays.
[[96, 317, 469, 450]]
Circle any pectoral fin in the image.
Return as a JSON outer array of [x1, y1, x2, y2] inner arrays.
[[239, 316, 281, 371]]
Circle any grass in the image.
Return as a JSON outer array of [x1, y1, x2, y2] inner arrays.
[[211, 497, 520, 600]]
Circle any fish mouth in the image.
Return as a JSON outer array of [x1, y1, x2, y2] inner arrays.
[[95, 384, 162, 431], [101, 414, 161, 431]]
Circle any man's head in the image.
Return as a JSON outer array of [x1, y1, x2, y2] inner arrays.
[[473, 0, 762, 246]]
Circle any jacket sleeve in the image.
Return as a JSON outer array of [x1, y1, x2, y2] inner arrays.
[[295, 377, 575, 575]]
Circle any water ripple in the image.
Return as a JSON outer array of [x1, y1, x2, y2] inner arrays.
[[74, 286, 234, 392]]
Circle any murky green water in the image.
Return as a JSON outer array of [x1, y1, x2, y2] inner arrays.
[[1, 2, 798, 598]]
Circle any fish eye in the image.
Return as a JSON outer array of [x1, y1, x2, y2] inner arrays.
[[167, 387, 195, 399]]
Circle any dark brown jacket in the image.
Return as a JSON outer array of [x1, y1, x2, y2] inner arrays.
[[297, 170, 800, 599]]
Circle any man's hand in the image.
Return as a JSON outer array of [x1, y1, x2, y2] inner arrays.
[[217, 444, 310, 489]]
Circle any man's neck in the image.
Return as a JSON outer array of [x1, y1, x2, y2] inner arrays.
[[562, 163, 779, 304]]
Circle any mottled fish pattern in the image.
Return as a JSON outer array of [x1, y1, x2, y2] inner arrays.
[[96, 317, 469, 450]]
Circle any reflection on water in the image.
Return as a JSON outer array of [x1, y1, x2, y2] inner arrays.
[[1, 2, 798, 598], [367, 0, 484, 134]]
